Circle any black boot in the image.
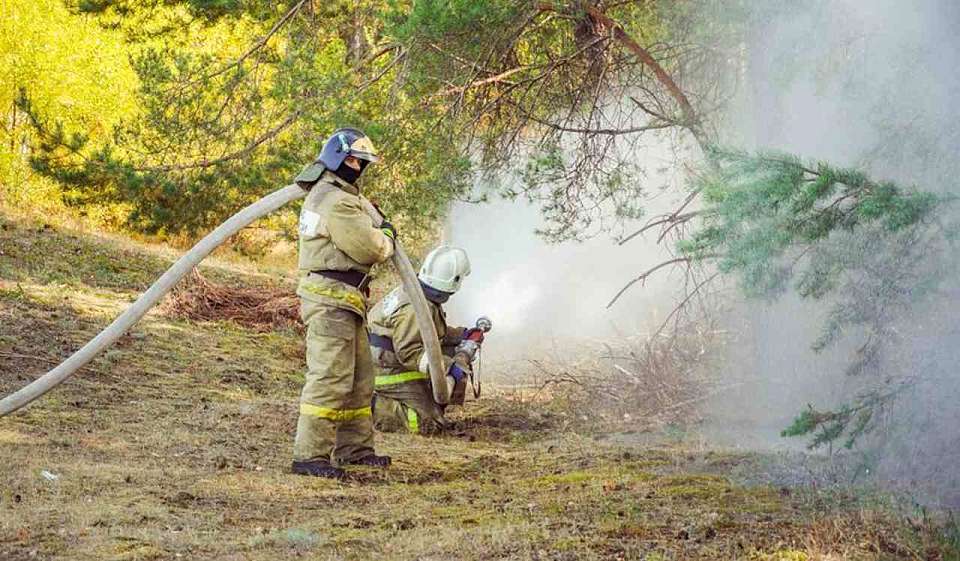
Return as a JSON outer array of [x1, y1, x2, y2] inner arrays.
[[291, 459, 346, 479], [343, 454, 392, 468]]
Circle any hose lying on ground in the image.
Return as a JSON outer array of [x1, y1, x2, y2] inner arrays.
[[0, 184, 446, 415]]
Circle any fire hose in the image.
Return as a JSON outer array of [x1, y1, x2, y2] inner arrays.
[[0, 184, 447, 416], [358, 199, 447, 404]]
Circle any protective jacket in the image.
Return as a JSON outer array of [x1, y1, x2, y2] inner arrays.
[[292, 171, 394, 464], [368, 286, 466, 434], [296, 171, 393, 316]]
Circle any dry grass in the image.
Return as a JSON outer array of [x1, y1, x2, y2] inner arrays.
[[514, 325, 724, 433], [2, 213, 958, 560], [162, 269, 301, 332]]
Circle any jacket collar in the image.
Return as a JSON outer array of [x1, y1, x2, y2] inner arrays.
[[320, 170, 359, 195]]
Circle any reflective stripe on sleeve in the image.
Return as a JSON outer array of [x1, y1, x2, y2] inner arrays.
[[374, 371, 429, 387], [299, 403, 372, 421]]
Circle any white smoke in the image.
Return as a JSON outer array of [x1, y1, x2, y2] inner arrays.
[[443, 175, 686, 379], [709, 0, 960, 504]]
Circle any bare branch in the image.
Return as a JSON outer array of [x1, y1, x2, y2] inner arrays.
[[434, 65, 530, 97], [619, 187, 703, 245], [359, 43, 402, 69], [651, 271, 721, 338], [507, 100, 674, 135], [606, 256, 692, 308], [583, 5, 705, 145], [358, 48, 407, 91]]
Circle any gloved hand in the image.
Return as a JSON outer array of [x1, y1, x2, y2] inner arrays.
[[379, 219, 397, 240], [447, 362, 468, 384]]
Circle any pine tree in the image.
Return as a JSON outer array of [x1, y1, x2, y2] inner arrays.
[[680, 148, 957, 448]]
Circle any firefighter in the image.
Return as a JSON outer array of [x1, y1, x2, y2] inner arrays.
[[290, 128, 397, 479], [368, 246, 489, 434]]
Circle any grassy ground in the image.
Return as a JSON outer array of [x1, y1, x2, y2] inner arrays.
[[1, 212, 957, 560]]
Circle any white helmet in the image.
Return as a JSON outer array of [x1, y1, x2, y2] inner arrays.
[[419, 246, 471, 293]]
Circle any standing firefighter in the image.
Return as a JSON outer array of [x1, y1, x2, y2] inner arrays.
[[291, 128, 398, 479], [368, 246, 490, 434]]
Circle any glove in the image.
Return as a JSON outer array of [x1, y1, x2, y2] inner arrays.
[[379, 220, 397, 240], [447, 362, 468, 384]]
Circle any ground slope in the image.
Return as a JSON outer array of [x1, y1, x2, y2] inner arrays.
[[0, 213, 954, 561]]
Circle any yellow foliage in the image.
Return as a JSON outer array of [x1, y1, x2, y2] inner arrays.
[[0, 0, 138, 214], [0, 0, 138, 134]]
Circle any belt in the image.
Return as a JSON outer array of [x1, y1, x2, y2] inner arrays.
[[311, 269, 370, 293], [368, 332, 395, 352]]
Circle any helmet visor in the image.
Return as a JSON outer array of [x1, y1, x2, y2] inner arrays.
[[349, 136, 381, 163]]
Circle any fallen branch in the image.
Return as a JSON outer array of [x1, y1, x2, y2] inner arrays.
[[161, 269, 300, 332]]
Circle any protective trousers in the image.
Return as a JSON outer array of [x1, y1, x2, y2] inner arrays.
[[373, 377, 446, 435], [293, 299, 374, 464]]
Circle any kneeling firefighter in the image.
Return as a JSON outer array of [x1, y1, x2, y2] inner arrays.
[[367, 246, 491, 434], [291, 128, 399, 479]]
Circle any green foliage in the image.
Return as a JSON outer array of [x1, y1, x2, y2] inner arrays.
[[782, 405, 859, 451], [0, 0, 138, 221], [394, 0, 520, 42], [4, 0, 720, 244], [781, 385, 906, 452], [685, 147, 949, 298], [9, 0, 470, 245], [688, 148, 957, 448]]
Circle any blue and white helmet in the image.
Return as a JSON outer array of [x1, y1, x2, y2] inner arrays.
[[295, 127, 380, 185]]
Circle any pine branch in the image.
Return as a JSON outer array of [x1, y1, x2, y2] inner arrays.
[[134, 111, 301, 173], [197, 0, 310, 83]]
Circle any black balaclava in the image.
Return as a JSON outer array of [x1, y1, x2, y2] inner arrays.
[[333, 159, 368, 185]]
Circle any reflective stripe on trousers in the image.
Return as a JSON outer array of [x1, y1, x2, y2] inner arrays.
[[375, 371, 429, 387], [406, 407, 419, 433], [300, 402, 372, 422]]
